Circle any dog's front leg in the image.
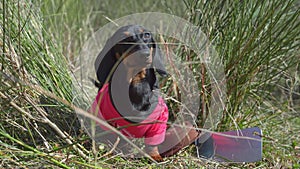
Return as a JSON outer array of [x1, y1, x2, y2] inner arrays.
[[145, 145, 163, 162]]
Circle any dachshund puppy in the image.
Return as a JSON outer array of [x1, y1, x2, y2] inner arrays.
[[91, 25, 168, 161]]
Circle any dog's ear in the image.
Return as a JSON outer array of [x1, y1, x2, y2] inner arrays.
[[95, 26, 131, 86], [153, 45, 168, 77], [95, 47, 116, 86]]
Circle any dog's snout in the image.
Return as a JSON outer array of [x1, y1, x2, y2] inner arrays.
[[139, 49, 151, 58]]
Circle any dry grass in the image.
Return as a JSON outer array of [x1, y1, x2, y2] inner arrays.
[[1, 0, 299, 168]]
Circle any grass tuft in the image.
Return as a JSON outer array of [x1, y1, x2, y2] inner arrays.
[[1, 0, 299, 168]]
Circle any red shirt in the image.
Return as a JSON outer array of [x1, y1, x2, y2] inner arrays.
[[90, 83, 168, 145]]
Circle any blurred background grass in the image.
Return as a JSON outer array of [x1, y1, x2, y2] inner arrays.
[[1, 0, 299, 168]]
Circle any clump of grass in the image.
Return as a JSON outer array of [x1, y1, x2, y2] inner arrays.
[[1, 0, 299, 168], [184, 0, 300, 167], [0, 1, 85, 168]]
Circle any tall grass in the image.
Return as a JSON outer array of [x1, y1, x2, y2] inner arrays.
[[1, 0, 299, 168], [184, 0, 300, 167], [0, 1, 82, 168]]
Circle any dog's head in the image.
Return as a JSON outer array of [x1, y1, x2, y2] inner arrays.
[[95, 25, 167, 86]]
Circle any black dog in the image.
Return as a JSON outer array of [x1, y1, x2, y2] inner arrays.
[[92, 25, 168, 161]]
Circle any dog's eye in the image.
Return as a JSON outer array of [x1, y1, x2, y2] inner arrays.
[[143, 32, 151, 40]]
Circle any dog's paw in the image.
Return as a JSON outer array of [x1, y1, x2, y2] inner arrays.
[[145, 145, 163, 162], [150, 154, 163, 162]]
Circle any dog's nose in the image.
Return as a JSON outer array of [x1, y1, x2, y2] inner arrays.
[[142, 32, 151, 41]]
